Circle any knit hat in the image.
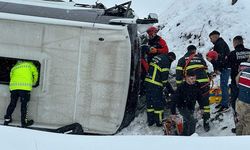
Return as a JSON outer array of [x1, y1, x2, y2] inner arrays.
[[206, 50, 218, 60]]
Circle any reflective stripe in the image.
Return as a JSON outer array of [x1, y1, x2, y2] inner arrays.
[[150, 63, 169, 72], [186, 64, 205, 70], [197, 78, 209, 83], [176, 80, 183, 84], [204, 109, 210, 113], [11, 65, 32, 72], [176, 66, 183, 70], [147, 108, 154, 112], [162, 80, 168, 83], [154, 110, 164, 122], [152, 65, 157, 81], [9, 83, 33, 87], [145, 78, 163, 86], [145, 62, 166, 87], [204, 106, 210, 112]]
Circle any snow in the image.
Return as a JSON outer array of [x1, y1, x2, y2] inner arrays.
[[1, 125, 250, 150], [119, 0, 250, 136]]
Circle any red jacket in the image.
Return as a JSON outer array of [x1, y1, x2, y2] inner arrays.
[[148, 35, 169, 54]]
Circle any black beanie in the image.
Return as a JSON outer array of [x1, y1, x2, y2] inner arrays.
[[187, 45, 197, 52], [209, 30, 220, 36]]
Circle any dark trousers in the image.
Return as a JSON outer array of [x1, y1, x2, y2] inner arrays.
[[145, 83, 164, 126], [179, 108, 196, 136], [5, 90, 31, 124], [230, 82, 239, 112], [200, 82, 210, 124]]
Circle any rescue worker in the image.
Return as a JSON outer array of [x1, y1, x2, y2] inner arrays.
[[146, 26, 169, 63], [228, 36, 250, 112], [209, 30, 231, 112], [4, 60, 38, 127], [145, 52, 176, 127], [171, 70, 203, 136], [235, 63, 250, 135], [140, 26, 169, 97], [176, 45, 210, 132]]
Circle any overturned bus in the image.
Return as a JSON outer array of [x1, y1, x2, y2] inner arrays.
[[0, 0, 158, 134]]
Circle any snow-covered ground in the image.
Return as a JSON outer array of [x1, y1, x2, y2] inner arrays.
[[119, 0, 250, 136]]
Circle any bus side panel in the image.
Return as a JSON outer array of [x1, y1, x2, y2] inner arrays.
[[76, 28, 131, 134], [0, 19, 131, 134]]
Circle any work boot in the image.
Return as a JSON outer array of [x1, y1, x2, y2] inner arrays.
[[22, 119, 34, 128], [203, 122, 210, 132], [3, 116, 12, 125]]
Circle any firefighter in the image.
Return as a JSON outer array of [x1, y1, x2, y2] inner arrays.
[[176, 45, 210, 132], [145, 52, 176, 127], [140, 26, 169, 97], [146, 26, 169, 63], [4, 60, 38, 127], [171, 70, 203, 136]]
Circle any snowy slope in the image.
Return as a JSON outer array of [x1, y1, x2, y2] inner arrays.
[[160, 0, 250, 57], [119, 0, 250, 136]]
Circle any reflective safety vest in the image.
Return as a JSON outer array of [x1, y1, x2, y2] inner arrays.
[[145, 54, 171, 87], [176, 52, 209, 86], [9, 61, 38, 91]]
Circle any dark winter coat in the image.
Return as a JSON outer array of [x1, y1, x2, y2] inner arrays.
[[145, 54, 171, 87], [212, 37, 230, 71], [176, 52, 209, 86], [171, 81, 203, 114], [210, 59, 220, 72], [228, 44, 250, 85]]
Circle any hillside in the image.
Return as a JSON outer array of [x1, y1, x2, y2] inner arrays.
[[119, 0, 250, 136]]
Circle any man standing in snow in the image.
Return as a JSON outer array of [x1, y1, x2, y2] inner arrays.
[[4, 60, 38, 127], [228, 36, 250, 112], [209, 30, 230, 113], [171, 70, 204, 136], [235, 63, 250, 135], [145, 52, 176, 127], [176, 45, 210, 132]]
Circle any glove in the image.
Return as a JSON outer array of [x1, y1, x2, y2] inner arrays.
[[150, 47, 157, 54]]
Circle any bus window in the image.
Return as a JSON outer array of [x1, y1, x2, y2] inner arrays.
[[0, 56, 41, 87]]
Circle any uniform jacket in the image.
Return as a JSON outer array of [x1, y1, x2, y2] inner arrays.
[[9, 61, 38, 91], [238, 68, 250, 104], [176, 52, 209, 86], [229, 44, 250, 84], [171, 81, 203, 114], [213, 37, 230, 71], [145, 54, 171, 87]]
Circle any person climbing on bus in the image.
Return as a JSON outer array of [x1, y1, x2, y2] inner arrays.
[[4, 60, 38, 127]]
